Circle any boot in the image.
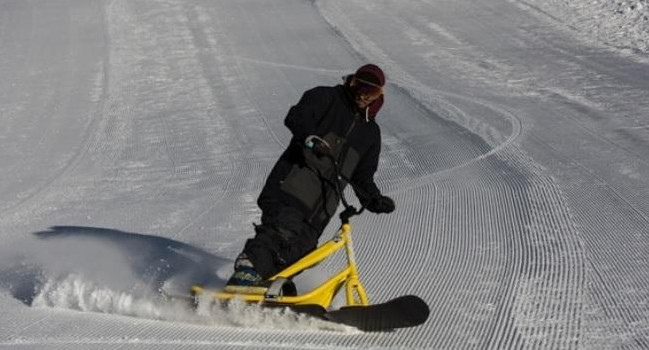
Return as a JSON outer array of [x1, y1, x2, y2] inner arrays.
[[224, 253, 268, 294]]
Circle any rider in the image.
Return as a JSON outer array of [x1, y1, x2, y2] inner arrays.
[[226, 64, 395, 290]]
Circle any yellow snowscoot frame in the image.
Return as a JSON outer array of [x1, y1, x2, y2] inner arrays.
[[191, 206, 368, 309], [191, 150, 370, 309]]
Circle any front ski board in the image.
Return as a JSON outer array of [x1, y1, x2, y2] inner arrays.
[[269, 296, 429, 332], [325, 295, 430, 332], [163, 290, 429, 332]]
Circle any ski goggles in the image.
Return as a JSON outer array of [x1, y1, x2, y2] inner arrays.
[[354, 77, 384, 102]]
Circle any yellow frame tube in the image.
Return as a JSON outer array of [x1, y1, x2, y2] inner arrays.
[[192, 223, 369, 309]]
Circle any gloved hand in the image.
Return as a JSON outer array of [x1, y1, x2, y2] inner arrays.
[[305, 135, 332, 158], [366, 195, 395, 214]]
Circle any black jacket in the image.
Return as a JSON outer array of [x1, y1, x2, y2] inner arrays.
[[257, 84, 383, 232]]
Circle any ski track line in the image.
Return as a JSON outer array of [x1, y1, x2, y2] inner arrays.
[[227, 55, 346, 76], [508, 153, 586, 349], [162, 3, 244, 241], [91, 0, 157, 213], [496, 169, 582, 349], [227, 0, 302, 150], [530, 135, 649, 346], [0, 337, 379, 350], [531, 132, 649, 227], [161, 1, 238, 218], [383, 100, 523, 196], [118, 1, 270, 242], [116, 0, 257, 236], [340, 148, 583, 348], [374, 85, 505, 195], [5, 313, 55, 342], [0, 0, 109, 221], [549, 92, 649, 169], [97, 0, 168, 228], [184, 2, 272, 152], [373, 84, 511, 197]]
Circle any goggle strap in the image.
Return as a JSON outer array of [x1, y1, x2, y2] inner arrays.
[[355, 77, 382, 89]]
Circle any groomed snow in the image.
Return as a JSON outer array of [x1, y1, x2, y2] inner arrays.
[[519, 0, 649, 56], [1, 0, 648, 349]]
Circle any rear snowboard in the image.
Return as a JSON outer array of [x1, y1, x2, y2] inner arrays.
[[324, 295, 429, 332]]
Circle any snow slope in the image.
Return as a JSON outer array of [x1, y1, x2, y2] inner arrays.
[[518, 0, 649, 56], [1, 0, 648, 348]]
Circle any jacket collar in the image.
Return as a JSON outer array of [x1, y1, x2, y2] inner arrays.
[[337, 85, 369, 122]]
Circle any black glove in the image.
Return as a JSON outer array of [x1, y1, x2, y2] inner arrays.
[[366, 195, 395, 214], [305, 135, 332, 158]]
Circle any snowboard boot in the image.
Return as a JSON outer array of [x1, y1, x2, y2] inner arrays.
[[225, 253, 268, 295]]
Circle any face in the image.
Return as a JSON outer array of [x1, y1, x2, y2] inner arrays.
[[355, 93, 381, 109], [352, 77, 383, 109]]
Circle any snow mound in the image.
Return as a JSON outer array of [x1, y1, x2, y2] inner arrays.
[[0, 229, 353, 333], [32, 274, 354, 332]]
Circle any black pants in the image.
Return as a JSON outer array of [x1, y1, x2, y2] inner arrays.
[[242, 206, 320, 279]]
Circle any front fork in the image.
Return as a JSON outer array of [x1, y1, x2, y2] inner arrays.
[[341, 223, 369, 306]]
